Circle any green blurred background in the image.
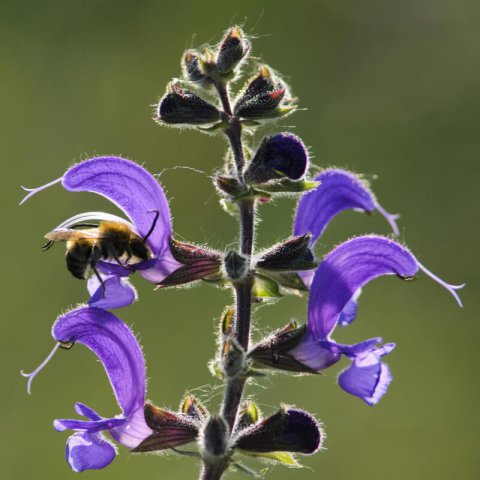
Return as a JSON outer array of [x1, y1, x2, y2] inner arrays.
[[1, 0, 478, 478]]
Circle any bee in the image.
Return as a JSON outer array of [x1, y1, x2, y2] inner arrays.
[[43, 211, 159, 292]]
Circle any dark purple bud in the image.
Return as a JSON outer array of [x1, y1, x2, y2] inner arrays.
[[224, 250, 248, 281], [156, 260, 222, 287], [170, 239, 222, 265], [244, 133, 308, 184], [216, 26, 250, 74], [256, 234, 317, 272], [156, 240, 222, 287], [157, 83, 221, 125], [234, 67, 296, 119], [248, 322, 318, 373], [200, 416, 229, 460], [180, 395, 208, 422], [132, 403, 199, 453], [235, 406, 323, 455], [182, 49, 211, 84]]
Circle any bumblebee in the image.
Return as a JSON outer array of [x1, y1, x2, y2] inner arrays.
[[43, 211, 159, 289]]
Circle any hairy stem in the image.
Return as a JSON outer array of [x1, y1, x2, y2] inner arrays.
[[200, 82, 256, 480]]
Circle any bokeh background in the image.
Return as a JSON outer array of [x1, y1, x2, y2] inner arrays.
[[1, 1, 478, 479]]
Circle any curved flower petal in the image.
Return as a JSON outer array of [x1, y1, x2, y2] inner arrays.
[[288, 331, 341, 371], [110, 407, 154, 449], [294, 169, 400, 245], [308, 236, 418, 339], [54, 417, 123, 433], [66, 432, 116, 472], [52, 307, 146, 415], [338, 343, 395, 405], [87, 275, 137, 309], [61, 156, 172, 255], [338, 289, 362, 328]]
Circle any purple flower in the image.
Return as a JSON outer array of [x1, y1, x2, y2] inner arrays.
[[289, 235, 417, 404], [21, 156, 182, 304], [249, 236, 422, 405], [293, 168, 463, 305], [51, 306, 152, 472]]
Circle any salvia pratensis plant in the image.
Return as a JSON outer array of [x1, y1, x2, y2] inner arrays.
[[20, 27, 463, 479]]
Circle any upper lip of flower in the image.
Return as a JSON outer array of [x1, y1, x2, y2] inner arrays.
[[51, 306, 152, 471], [21, 156, 183, 289], [293, 167, 464, 304]]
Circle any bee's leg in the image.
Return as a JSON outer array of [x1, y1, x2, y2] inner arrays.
[[124, 245, 133, 265], [143, 210, 160, 242], [91, 266, 106, 296], [114, 256, 135, 272], [89, 247, 106, 296]]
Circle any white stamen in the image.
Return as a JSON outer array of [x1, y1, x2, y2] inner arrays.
[[418, 262, 464, 307], [19, 177, 63, 205], [21, 342, 61, 394]]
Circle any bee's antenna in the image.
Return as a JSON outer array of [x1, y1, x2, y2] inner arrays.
[[143, 210, 160, 243]]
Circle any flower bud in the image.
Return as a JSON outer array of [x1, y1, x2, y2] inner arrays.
[[221, 305, 236, 336], [216, 26, 250, 74], [222, 338, 247, 379], [215, 175, 246, 197], [182, 49, 210, 84], [156, 239, 222, 287], [224, 250, 248, 281], [237, 401, 260, 430], [234, 66, 296, 120], [256, 234, 317, 272], [180, 395, 208, 422], [248, 322, 318, 373], [234, 406, 322, 455], [200, 415, 229, 462], [157, 83, 221, 125], [132, 403, 199, 452], [244, 133, 308, 184]]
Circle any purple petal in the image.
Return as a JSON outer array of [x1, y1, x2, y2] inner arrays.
[[52, 307, 146, 416], [87, 275, 137, 309], [65, 432, 116, 472], [61, 156, 172, 255], [110, 407, 153, 449], [54, 417, 123, 433], [75, 402, 102, 421], [338, 344, 395, 406], [308, 235, 418, 339], [294, 169, 400, 245], [289, 331, 341, 371], [338, 289, 362, 328], [139, 249, 183, 283]]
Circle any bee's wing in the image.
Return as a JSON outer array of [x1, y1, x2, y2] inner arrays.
[[44, 228, 101, 242]]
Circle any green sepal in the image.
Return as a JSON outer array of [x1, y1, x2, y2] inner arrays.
[[258, 269, 309, 293], [252, 274, 282, 302], [253, 179, 320, 194], [239, 450, 301, 467]]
